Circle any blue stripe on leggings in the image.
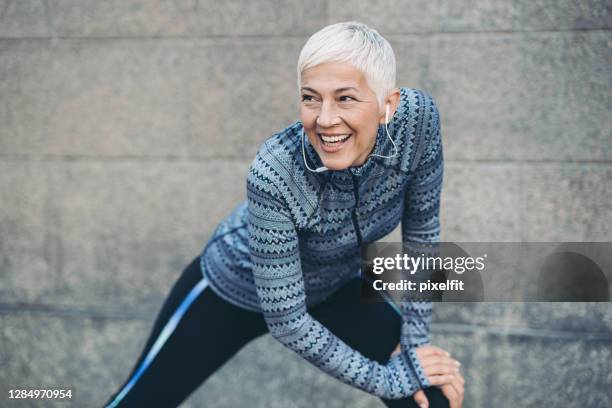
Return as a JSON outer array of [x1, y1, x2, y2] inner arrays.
[[106, 277, 209, 408]]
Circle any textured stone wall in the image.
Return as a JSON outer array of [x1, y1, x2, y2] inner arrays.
[[1, 1, 610, 407]]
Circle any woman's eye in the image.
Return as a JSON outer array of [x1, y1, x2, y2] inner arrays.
[[339, 95, 356, 102], [301, 95, 315, 102]]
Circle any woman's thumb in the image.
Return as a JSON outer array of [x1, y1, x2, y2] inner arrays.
[[413, 389, 429, 408]]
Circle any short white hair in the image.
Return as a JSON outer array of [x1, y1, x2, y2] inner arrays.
[[297, 21, 396, 110]]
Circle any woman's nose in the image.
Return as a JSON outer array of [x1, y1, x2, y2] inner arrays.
[[316, 102, 341, 127]]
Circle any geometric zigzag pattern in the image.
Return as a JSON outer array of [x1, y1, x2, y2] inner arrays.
[[199, 88, 444, 399]]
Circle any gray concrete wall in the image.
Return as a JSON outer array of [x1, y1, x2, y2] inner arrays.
[[0, 1, 610, 407]]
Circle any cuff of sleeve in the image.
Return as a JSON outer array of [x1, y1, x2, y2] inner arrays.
[[386, 352, 420, 399], [405, 347, 430, 388]]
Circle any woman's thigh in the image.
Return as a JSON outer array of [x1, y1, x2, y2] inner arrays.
[[310, 278, 401, 364], [310, 278, 450, 408], [104, 256, 268, 408]]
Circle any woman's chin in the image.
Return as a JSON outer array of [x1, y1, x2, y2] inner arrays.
[[321, 157, 351, 171]]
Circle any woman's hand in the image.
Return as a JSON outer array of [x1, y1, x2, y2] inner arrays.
[[439, 373, 464, 408], [390, 343, 464, 408], [415, 345, 461, 387]]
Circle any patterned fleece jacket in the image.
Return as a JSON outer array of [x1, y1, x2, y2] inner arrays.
[[200, 87, 444, 399]]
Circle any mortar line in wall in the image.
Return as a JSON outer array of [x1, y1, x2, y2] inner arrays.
[[519, 159, 526, 242], [0, 154, 250, 162], [0, 302, 150, 321], [41, 0, 53, 38], [0, 28, 609, 42], [432, 322, 612, 342], [0, 155, 611, 165], [446, 159, 612, 165]]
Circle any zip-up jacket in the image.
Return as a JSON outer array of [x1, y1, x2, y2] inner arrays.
[[199, 87, 444, 399]]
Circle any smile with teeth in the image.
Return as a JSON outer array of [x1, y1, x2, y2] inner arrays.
[[319, 133, 351, 146]]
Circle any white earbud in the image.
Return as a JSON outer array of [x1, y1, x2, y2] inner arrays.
[[301, 127, 329, 173], [369, 103, 398, 159]]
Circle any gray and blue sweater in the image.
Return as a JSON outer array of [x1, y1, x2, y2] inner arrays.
[[199, 87, 443, 399]]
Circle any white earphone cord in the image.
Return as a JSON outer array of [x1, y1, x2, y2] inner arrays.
[[302, 104, 398, 173]]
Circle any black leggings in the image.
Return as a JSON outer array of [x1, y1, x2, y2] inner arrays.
[[104, 256, 449, 408]]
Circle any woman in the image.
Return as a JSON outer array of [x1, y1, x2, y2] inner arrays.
[[104, 21, 464, 408]]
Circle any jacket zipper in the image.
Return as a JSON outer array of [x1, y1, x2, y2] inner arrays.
[[350, 173, 363, 248]]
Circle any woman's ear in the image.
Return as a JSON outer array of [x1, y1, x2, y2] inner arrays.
[[379, 88, 401, 124]]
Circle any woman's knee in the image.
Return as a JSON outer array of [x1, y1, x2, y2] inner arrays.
[[311, 279, 401, 364], [423, 386, 450, 408]]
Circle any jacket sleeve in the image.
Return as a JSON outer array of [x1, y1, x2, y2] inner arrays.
[[246, 148, 422, 400], [400, 90, 444, 388]]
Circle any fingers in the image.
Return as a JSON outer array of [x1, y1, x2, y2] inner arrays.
[[424, 362, 459, 385], [440, 383, 459, 408], [419, 352, 460, 368], [450, 375, 464, 401], [415, 345, 452, 359], [450, 377, 465, 408], [419, 354, 461, 382], [427, 374, 456, 386], [414, 345, 464, 389], [441, 373, 465, 408], [412, 389, 429, 408]]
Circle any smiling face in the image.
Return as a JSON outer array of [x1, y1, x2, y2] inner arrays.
[[300, 61, 387, 171]]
